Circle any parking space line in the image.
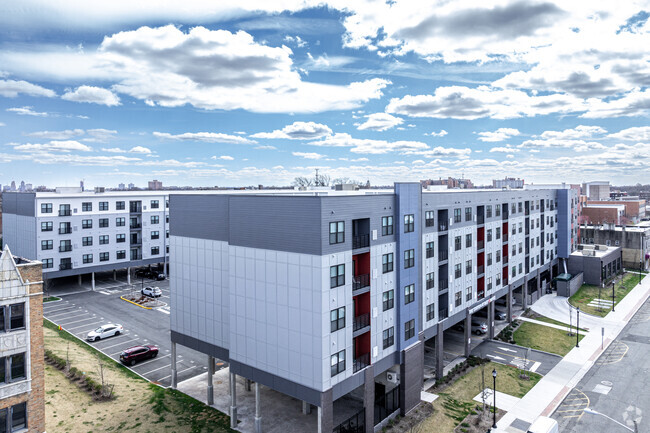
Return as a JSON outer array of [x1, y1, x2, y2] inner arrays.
[[157, 365, 196, 382], [99, 339, 139, 351], [141, 364, 169, 376], [66, 323, 100, 331], [46, 310, 85, 319], [132, 354, 171, 368], [43, 305, 74, 313], [59, 316, 97, 327]]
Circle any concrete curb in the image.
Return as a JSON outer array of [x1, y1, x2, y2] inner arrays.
[[120, 296, 153, 310], [43, 297, 63, 304], [488, 339, 563, 359], [564, 298, 607, 319]]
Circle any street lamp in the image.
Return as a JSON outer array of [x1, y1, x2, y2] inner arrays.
[[576, 307, 580, 348], [583, 408, 637, 432], [612, 281, 616, 312], [492, 369, 497, 429]]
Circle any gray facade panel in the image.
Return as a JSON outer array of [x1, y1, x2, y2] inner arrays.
[[2, 192, 36, 217], [171, 330, 230, 362], [169, 194, 229, 241], [44, 256, 164, 279]]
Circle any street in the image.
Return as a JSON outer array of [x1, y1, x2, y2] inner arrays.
[[471, 339, 562, 376]]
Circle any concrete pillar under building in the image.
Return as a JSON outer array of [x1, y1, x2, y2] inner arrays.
[[464, 309, 472, 357], [507, 284, 513, 323], [170, 342, 177, 389], [399, 339, 424, 416], [302, 401, 311, 415], [230, 372, 238, 429], [536, 269, 541, 297], [435, 322, 444, 379], [246, 379, 252, 392], [113, 269, 117, 281], [127, 267, 131, 285], [207, 355, 214, 406], [78, 274, 82, 286], [317, 389, 333, 433], [488, 300, 495, 340], [91, 272, 95, 291], [255, 382, 262, 433], [522, 277, 529, 310], [363, 366, 374, 433]]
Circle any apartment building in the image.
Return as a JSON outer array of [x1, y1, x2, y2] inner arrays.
[[2, 188, 169, 284], [0, 245, 45, 432], [580, 224, 650, 270], [168, 183, 578, 433]]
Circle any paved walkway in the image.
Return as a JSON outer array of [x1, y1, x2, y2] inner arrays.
[[495, 274, 650, 432], [517, 316, 588, 335]]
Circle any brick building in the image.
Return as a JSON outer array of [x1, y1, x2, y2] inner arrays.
[[0, 245, 45, 432]]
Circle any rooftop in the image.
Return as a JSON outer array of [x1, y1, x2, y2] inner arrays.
[[572, 244, 620, 258]]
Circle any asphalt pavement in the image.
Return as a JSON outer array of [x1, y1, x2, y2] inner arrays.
[[471, 339, 562, 376]]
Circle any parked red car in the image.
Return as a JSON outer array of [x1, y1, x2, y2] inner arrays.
[[120, 345, 159, 366]]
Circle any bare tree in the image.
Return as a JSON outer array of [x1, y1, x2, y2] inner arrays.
[[292, 176, 313, 187], [96, 353, 114, 399]]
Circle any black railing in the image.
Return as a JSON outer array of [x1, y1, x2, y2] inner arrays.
[[353, 234, 370, 249], [130, 240, 142, 246], [477, 240, 484, 250], [59, 246, 72, 252], [353, 313, 370, 332], [58, 228, 72, 234], [438, 308, 448, 319], [477, 290, 485, 300], [374, 387, 399, 426], [438, 249, 448, 261], [439, 279, 448, 290], [503, 233, 508, 242], [58, 210, 71, 216], [438, 222, 448, 231], [477, 215, 484, 224], [352, 274, 370, 291], [353, 353, 370, 373], [334, 408, 365, 433], [503, 255, 509, 264], [59, 263, 72, 270], [130, 223, 142, 229], [130, 206, 142, 213], [130, 254, 142, 260], [477, 265, 484, 275]]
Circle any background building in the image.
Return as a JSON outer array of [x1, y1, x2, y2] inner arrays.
[[492, 177, 524, 189], [568, 244, 622, 286], [148, 180, 163, 190], [422, 177, 474, 189], [0, 245, 45, 432], [582, 204, 625, 225], [582, 181, 610, 201], [580, 224, 650, 270], [584, 199, 645, 224]]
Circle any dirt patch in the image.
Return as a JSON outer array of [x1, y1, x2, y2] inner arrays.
[[380, 403, 435, 432], [453, 408, 506, 433], [121, 294, 166, 308]]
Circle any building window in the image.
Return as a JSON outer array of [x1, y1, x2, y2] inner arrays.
[[519, 263, 523, 274], [0, 304, 25, 333], [329, 221, 344, 244], [116, 201, 125, 210], [151, 246, 160, 255], [518, 222, 522, 233], [382, 253, 394, 273], [512, 225, 516, 235], [151, 231, 160, 240], [383, 327, 394, 349], [99, 218, 109, 228], [518, 202, 523, 213], [466, 233, 472, 248], [404, 249, 415, 268], [42, 258, 53, 269], [455, 236, 462, 251], [496, 250, 501, 262], [404, 284, 415, 304], [82, 202, 92, 212], [495, 205, 501, 216], [454, 263, 462, 279], [330, 350, 345, 377], [512, 246, 516, 257], [151, 215, 159, 224], [166, 230, 169, 239], [0, 402, 27, 432], [116, 234, 126, 243], [425, 211, 435, 227], [426, 241, 435, 258], [426, 272, 435, 289], [486, 205, 492, 218], [99, 201, 109, 211], [330, 307, 345, 332], [512, 267, 516, 277], [487, 277, 493, 291], [455, 291, 462, 307], [466, 286, 473, 301], [41, 221, 53, 232], [41, 203, 52, 213], [59, 240, 72, 252], [82, 219, 92, 229], [404, 214, 414, 233], [330, 264, 345, 288], [382, 290, 394, 311], [465, 207, 472, 221], [60, 258, 72, 270], [511, 203, 516, 214], [426, 304, 435, 321], [99, 235, 109, 245], [82, 236, 92, 247], [466, 260, 472, 275], [116, 217, 125, 227], [496, 227, 501, 239], [453, 208, 462, 223], [166, 215, 169, 223], [487, 253, 493, 266], [83, 254, 93, 264], [496, 274, 501, 286], [116, 250, 126, 260], [41, 240, 53, 250], [100, 252, 109, 262], [382, 216, 394, 236], [404, 319, 415, 340], [518, 242, 523, 254], [151, 200, 160, 209]]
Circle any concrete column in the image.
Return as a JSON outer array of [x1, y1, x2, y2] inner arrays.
[[302, 401, 311, 415], [78, 274, 82, 286], [255, 382, 262, 433], [230, 372, 238, 429], [488, 300, 495, 340], [507, 284, 513, 323], [363, 366, 375, 433], [522, 277, 529, 310], [317, 389, 333, 433], [171, 342, 178, 388], [113, 269, 117, 281], [91, 272, 96, 291], [464, 309, 472, 357], [536, 269, 541, 297], [399, 339, 424, 416], [435, 322, 444, 379], [246, 379, 252, 392], [207, 355, 214, 406], [127, 267, 131, 285]]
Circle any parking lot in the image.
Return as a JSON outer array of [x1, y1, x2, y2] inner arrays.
[[43, 271, 226, 387]]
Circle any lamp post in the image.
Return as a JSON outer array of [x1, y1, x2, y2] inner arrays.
[[576, 307, 580, 347], [598, 283, 603, 312], [583, 408, 636, 432], [492, 369, 497, 429], [612, 281, 616, 312]]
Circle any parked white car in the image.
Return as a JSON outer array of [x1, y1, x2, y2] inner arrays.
[[141, 286, 162, 298], [86, 324, 123, 342]]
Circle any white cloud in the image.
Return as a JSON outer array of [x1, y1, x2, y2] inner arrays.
[[402, 146, 472, 158], [284, 35, 307, 48], [477, 128, 520, 142], [153, 131, 256, 145], [519, 138, 606, 152], [581, 89, 650, 118], [129, 146, 151, 154], [356, 113, 403, 131], [0, 122, 4, 126], [292, 151, 325, 160], [0, 79, 56, 98], [254, 145, 277, 150], [102, 147, 126, 153], [25, 129, 85, 140], [489, 145, 520, 153], [84, 129, 118, 142], [62, 85, 120, 106], [539, 125, 607, 140], [6, 106, 49, 117], [13, 140, 92, 152], [426, 130, 448, 137], [212, 155, 234, 160], [251, 122, 332, 140], [308, 132, 429, 154], [608, 127, 650, 141]]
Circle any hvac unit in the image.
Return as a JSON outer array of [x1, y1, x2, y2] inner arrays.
[[386, 370, 400, 384]]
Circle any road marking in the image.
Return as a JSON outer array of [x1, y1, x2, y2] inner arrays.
[[66, 323, 100, 331], [486, 354, 506, 361], [141, 364, 170, 375], [530, 361, 541, 373], [596, 341, 629, 365], [59, 316, 97, 327], [99, 339, 139, 351], [46, 310, 85, 319], [498, 346, 518, 353], [133, 354, 171, 368], [556, 389, 589, 420], [157, 365, 196, 382], [43, 305, 74, 313]]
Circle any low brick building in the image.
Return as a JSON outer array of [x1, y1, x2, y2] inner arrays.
[[0, 245, 45, 432]]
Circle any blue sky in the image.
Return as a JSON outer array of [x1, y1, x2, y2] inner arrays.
[[0, 1, 649, 188]]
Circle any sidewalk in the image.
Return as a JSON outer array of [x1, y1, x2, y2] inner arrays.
[[517, 317, 588, 335], [495, 275, 650, 432]]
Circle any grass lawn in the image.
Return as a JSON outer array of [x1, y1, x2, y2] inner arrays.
[[513, 322, 584, 356], [418, 363, 541, 433], [43, 296, 62, 303], [569, 272, 645, 317], [44, 319, 234, 433], [524, 310, 588, 332]]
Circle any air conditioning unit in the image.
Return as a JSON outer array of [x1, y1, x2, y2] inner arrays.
[[386, 370, 400, 384]]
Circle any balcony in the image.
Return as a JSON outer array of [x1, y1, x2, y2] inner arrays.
[[438, 308, 448, 320], [438, 222, 448, 232], [58, 210, 71, 216], [353, 234, 370, 249], [58, 227, 72, 235], [59, 263, 72, 271], [438, 249, 448, 261], [439, 279, 448, 291], [130, 240, 142, 246], [59, 245, 72, 252], [503, 233, 508, 242], [130, 223, 142, 229], [353, 353, 370, 373], [352, 273, 370, 291], [477, 265, 485, 275], [477, 240, 484, 250], [130, 253, 142, 260], [353, 313, 370, 332], [477, 215, 484, 225], [503, 255, 509, 265], [129, 205, 142, 213]]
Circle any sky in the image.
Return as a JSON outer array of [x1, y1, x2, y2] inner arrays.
[[0, 1, 649, 188]]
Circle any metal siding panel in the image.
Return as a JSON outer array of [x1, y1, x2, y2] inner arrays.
[[169, 194, 229, 241]]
